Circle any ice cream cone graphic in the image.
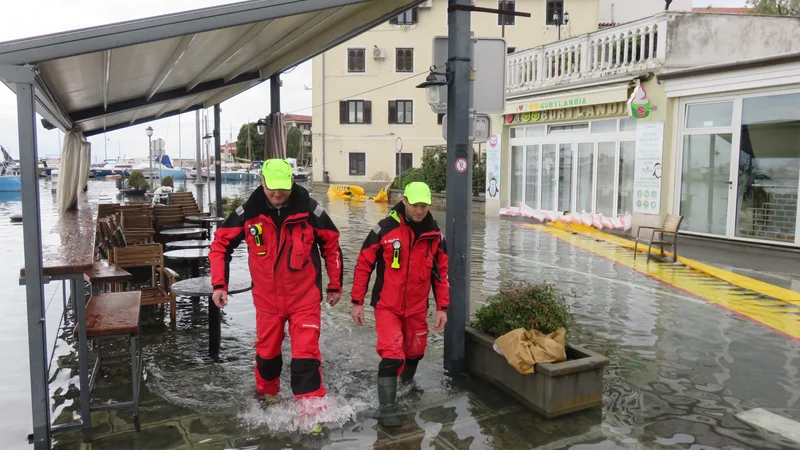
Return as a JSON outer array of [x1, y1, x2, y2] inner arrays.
[[628, 86, 651, 119]]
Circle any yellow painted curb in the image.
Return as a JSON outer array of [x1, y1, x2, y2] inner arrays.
[[536, 225, 800, 340], [533, 221, 800, 304]]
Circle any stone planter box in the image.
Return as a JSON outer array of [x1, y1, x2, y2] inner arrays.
[[465, 326, 609, 418]]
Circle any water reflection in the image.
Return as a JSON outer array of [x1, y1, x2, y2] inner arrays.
[[1, 179, 799, 449]]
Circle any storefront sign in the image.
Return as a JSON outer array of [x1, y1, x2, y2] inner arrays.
[[485, 133, 501, 201], [633, 121, 664, 215], [504, 101, 627, 125], [505, 86, 629, 114], [628, 86, 651, 119]]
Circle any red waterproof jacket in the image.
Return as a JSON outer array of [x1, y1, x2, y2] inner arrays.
[[352, 203, 449, 315], [209, 184, 343, 313]]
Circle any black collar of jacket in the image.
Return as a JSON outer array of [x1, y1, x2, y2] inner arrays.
[[244, 183, 311, 217], [392, 201, 439, 233]]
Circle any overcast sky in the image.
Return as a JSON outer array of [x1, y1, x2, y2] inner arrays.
[[0, 0, 746, 162]]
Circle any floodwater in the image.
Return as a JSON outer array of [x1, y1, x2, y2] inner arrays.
[[1, 179, 799, 449]]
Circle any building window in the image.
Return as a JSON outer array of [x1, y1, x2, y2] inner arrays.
[[349, 153, 366, 176], [546, 0, 564, 25], [498, 1, 515, 26], [390, 7, 418, 25], [388, 100, 413, 125], [347, 48, 365, 73], [507, 47, 516, 54], [339, 100, 372, 124], [437, 113, 444, 125], [396, 48, 414, 73], [395, 153, 413, 176]]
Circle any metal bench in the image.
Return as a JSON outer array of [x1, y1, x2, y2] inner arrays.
[[75, 291, 144, 432]]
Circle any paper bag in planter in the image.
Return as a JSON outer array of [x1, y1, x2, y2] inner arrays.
[[494, 328, 567, 375]]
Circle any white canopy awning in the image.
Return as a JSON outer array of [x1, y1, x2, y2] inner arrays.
[[0, 0, 421, 137]]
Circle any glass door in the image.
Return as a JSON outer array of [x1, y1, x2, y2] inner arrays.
[[511, 145, 524, 206], [525, 145, 540, 209], [541, 144, 557, 210], [576, 143, 595, 213]]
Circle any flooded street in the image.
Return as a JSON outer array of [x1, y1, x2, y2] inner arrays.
[[1, 179, 799, 449]]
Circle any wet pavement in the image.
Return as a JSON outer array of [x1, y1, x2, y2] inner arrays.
[[1, 180, 799, 449]]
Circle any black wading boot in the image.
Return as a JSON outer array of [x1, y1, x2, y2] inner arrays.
[[399, 359, 419, 384], [377, 376, 402, 427]]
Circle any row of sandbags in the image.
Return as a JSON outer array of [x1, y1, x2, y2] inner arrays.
[[499, 203, 632, 231]]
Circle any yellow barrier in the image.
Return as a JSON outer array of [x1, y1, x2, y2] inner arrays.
[[327, 184, 390, 203]]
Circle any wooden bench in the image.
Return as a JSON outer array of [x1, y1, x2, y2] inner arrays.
[[75, 291, 143, 431], [634, 214, 684, 263]]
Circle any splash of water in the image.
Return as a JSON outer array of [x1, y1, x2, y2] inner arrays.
[[238, 394, 372, 435]]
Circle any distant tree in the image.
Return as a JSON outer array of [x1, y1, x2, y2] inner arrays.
[[236, 123, 266, 161], [286, 127, 303, 159], [747, 0, 800, 15]]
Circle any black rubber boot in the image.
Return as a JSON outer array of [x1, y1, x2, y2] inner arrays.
[[399, 359, 419, 384], [377, 376, 402, 427]]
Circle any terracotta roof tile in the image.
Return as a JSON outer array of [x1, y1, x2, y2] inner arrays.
[[692, 7, 752, 14]]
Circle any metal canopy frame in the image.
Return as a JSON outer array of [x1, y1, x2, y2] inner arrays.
[[0, 1, 424, 448]]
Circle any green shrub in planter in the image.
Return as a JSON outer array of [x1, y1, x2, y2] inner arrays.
[[127, 170, 149, 191], [471, 283, 571, 339], [211, 196, 246, 216], [161, 176, 174, 188]]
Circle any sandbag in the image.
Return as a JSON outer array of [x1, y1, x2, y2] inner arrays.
[[494, 327, 567, 375]]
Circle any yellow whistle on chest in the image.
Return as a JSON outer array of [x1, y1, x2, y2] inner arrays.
[[391, 240, 401, 269], [249, 224, 266, 255]]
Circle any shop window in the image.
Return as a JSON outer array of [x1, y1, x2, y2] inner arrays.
[[347, 48, 365, 73], [498, 1, 515, 26], [620, 118, 637, 132], [596, 142, 616, 216], [525, 125, 546, 137], [541, 144, 557, 210], [557, 144, 574, 211], [577, 143, 594, 213], [686, 102, 733, 128], [735, 93, 800, 242], [525, 145, 540, 208], [617, 141, 636, 216], [349, 153, 366, 176], [548, 123, 589, 135], [591, 119, 617, 134], [680, 134, 732, 235], [511, 146, 525, 206]]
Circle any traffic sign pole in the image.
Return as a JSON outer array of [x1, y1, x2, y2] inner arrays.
[[444, 0, 472, 377]]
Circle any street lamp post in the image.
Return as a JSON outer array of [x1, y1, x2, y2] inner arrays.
[[145, 126, 153, 191], [553, 10, 569, 40]]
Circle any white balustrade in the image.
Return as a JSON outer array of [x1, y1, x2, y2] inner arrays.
[[506, 15, 669, 95]]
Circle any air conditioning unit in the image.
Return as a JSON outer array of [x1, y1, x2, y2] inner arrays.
[[419, 0, 433, 8], [373, 47, 387, 59]]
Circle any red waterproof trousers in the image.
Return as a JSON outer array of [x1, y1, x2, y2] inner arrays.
[[374, 307, 429, 377]]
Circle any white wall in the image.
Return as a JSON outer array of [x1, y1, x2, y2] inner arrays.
[[599, 0, 691, 24]]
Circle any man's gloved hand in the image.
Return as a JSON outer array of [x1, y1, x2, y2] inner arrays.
[[212, 290, 228, 309], [351, 304, 365, 326]]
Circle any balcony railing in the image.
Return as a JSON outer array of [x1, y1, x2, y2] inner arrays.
[[506, 15, 669, 95]]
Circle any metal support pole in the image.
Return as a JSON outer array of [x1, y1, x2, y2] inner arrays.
[[13, 69, 52, 450], [270, 74, 281, 115], [214, 104, 222, 218], [444, 0, 472, 377], [148, 135, 153, 191], [72, 274, 91, 443], [194, 110, 205, 212]]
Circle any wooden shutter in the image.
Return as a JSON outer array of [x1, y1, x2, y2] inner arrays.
[[364, 101, 372, 124], [389, 15, 398, 25], [388, 101, 397, 124], [357, 49, 365, 72], [411, 7, 419, 24], [339, 101, 347, 124]]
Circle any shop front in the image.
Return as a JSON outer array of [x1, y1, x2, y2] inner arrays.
[[505, 99, 639, 218], [665, 59, 800, 247]]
